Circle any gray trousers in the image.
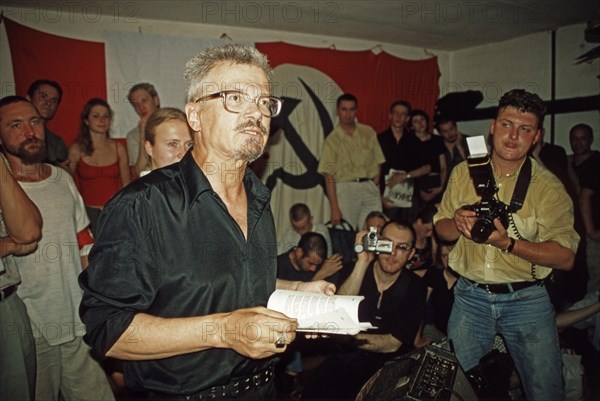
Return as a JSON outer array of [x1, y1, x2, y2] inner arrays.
[[0, 292, 36, 401]]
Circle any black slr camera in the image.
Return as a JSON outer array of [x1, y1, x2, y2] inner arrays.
[[462, 153, 509, 243]]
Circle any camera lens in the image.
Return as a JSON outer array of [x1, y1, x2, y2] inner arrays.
[[471, 219, 494, 243]]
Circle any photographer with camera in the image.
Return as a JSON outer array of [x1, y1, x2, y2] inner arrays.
[[302, 220, 427, 400], [434, 89, 580, 400]]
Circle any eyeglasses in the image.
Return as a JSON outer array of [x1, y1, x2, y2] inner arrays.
[[195, 90, 283, 117], [395, 243, 413, 252]]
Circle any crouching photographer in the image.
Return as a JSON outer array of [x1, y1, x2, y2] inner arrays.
[[434, 89, 580, 401]]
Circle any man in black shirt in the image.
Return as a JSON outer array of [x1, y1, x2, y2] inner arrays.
[[277, 232, 327, 282], [276, 231, 342, 285], [79, 44, 334, 400], [303, 220, 427, 399], [378, 100, 430, 222]]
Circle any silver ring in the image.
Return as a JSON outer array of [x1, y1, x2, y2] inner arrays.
[[275, 335, 286, 349]]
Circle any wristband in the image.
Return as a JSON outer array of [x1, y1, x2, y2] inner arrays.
[[502, 237, 516, 254]]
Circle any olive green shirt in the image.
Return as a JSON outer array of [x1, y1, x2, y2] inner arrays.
[[318, 123, 385, 182], [434, 158, 579, 283]]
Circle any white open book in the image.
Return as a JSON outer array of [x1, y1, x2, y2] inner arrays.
[[267, 290, 376, 335]]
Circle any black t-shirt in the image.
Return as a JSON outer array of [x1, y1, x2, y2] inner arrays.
[[422, 267, 456, 335], [276, 253, 314, 282], [419, 134, 445, 173], [377, 128, 427, 189], [358, 262, 427, 354]]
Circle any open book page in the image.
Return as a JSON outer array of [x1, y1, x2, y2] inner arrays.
[[267, 290, 376, 335], [383, 169, 413, 208]]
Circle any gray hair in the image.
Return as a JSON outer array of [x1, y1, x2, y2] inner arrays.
[[183, 44, 273, 103]]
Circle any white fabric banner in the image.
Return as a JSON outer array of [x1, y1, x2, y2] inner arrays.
[[103, 30, 228, 138]]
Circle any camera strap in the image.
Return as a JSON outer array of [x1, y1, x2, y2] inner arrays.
[[503, 157, 542, 281], [506, 157, 532, 213]]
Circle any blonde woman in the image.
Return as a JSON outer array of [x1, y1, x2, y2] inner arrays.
[[141, 107, 193, 175]]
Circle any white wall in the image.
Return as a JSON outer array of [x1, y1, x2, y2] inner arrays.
[[0, 4, 449, 98], [449, 24, 599, 151], [1, 6, 596, 150]]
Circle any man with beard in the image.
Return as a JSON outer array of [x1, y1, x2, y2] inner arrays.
[[0, 138, 42, 401], [26, 80, 68, 165], [79, 44, 335, 400], [302, 220, 426, 400], [0, 96, 114, 401]]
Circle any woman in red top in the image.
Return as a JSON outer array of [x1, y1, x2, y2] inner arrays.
[[67, 98, 130, 234]]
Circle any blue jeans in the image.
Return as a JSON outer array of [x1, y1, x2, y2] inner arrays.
[[448, 277, 565, 401]]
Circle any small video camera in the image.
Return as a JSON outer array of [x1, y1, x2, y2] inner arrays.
[[363, 227, 393, 254]]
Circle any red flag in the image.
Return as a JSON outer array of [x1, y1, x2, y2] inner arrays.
[[3, 18, 106, 146], [256, 42, 440, 133]]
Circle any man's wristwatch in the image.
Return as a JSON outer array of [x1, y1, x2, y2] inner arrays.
[[502, 237, 516, 254], [354, 244, 364, 254]]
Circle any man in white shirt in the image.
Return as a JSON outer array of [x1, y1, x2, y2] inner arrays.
[[0, 96, 114, 401]]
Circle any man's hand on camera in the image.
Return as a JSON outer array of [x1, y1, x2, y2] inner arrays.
[[453, 208, 477, 240], [486, 219, 511, 250], [354, 230, 375, 264]]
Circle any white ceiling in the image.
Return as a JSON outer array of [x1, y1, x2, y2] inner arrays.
[[28, 0, 597, 51]]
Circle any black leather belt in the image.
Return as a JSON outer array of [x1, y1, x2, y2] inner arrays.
[[0, 285, 16, 302], [464, 277, 542, 294], [146, 365, 274, 400], [351, 177, 371, 182]]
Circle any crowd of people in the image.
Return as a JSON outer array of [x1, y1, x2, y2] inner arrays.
[[1, 43, 598, 401]]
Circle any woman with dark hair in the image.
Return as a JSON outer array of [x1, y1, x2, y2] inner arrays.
[[66, 98, 130, 234], [410, 109, 447, 205]]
